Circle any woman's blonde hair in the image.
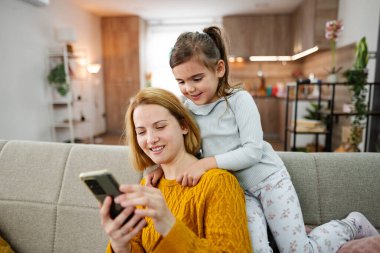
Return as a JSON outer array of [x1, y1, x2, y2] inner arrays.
[[125, 87, 201, 171]]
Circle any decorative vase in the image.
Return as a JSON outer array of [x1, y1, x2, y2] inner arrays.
[[341, 125, 363, 152], [326, 73, 338, 83], [52, 89, 72, 103]]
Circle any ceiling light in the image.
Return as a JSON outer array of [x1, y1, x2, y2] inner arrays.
[[247, 46, 319, 62], [291, 46, 319, 60]]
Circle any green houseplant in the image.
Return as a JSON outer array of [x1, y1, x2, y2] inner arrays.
[[47, 63, 70, 96], [343, 37, 369, 151]]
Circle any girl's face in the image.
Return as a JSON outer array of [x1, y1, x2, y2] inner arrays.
[[133, 104, 188, 166], [172, 58, 225, 105]]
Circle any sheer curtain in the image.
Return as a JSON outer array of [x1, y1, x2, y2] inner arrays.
[[146, 19, 221, 97]]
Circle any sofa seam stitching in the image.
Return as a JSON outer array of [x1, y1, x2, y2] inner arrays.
[[0, 199, 99, 210], [313, 154, 322, 224], [52, 144, 73, 253]]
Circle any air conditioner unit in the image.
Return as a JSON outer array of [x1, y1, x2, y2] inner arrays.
[[20, 0, 49, 7]]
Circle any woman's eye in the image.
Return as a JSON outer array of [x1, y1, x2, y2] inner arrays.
[[136, 130, 145, 135], [193, 77, 202, 82], [156, 125, 166, 130], [177, 80, 184, 85]]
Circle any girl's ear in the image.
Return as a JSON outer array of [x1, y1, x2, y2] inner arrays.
[[216, 59, 226, 78]]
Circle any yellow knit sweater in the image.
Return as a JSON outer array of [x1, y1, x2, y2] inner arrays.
[[106, 169, 252, 253], [0, 236, 14, 253]]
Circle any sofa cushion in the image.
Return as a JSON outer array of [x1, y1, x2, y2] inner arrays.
[[313, 153, 380, 228]]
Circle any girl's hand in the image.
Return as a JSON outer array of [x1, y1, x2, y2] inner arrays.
[[177, 166, 206, 187], [116, 184, 176, 236], [100, 196, 147, 253], [144, 166, 164, 187], [176, 157, 217, 187]]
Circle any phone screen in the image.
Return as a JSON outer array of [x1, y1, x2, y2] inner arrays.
[[80, 170, 130, 220]]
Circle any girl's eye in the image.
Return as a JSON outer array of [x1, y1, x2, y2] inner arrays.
[[193, 77, 202, 82], [177, 80, 184, 85], [156, 125, 166, 130]]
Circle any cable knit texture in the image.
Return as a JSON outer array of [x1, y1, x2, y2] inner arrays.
[[0, 236, 14, 253], [106, 169, 252, 253]]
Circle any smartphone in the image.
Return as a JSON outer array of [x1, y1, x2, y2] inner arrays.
[[79, 169, 129, 220]]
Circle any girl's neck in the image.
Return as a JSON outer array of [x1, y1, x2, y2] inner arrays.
[[160, 152, 198, 180]]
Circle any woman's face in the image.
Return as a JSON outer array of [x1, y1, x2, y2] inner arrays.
[[133, 104, 188, 165], [172, 58, 225, 105]]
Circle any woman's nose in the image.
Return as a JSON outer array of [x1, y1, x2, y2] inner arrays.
[[147, 131, 158, 144]]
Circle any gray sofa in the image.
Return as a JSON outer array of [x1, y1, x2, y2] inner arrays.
[[0, 140, 379, 253]]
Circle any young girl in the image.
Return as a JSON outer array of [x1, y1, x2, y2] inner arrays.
[[147, 26, 379, 253]]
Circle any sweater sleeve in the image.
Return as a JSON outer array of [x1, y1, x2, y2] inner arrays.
[[215, 90, 264, 171], [152, 172, 252, 253]]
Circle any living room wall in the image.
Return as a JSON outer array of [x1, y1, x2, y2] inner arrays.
[[0, 0, 378, 144], [0, 0, 105, 141]]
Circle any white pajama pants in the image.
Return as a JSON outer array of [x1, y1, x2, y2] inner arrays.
[[245, 167, 355, 253]]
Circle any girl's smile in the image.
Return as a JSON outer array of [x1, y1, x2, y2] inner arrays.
[[172, 58, 225, 105]]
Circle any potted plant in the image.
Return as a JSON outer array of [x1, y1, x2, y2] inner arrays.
[[342, 37, 369, 151], [47, 63, 70, 97]]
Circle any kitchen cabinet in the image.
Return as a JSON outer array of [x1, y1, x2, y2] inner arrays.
[[293, 0, 338, 53], [254, 97, 281, 139], [222, 0, 338, 57], [223, 15, 293, 57]]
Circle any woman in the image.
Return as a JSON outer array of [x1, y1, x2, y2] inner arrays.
[[100, 87, 252, 253]]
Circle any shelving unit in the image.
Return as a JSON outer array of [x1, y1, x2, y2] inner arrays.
[[48, 46, 93, 143], [284, 80, 380, 152], [48, 46, 75, 143]]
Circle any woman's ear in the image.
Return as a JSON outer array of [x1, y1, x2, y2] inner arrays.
[[216, 60, 226, 78], [182, 126, 189, 135], [181, 122, 189, 135]]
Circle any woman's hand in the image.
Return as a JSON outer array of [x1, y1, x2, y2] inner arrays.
[[100, 196, 147, 253], [116, 184, 176, 236], [144, 166, 164, 187], [176, 157, 217, 186]]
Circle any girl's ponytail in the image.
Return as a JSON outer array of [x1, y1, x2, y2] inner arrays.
[[203, 26, 231, 97]]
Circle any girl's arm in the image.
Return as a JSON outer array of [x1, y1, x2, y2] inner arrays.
[[215, 91, 264, 171]]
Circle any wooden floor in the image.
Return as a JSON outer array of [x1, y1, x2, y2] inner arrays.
[[94, 133, 284, 151]]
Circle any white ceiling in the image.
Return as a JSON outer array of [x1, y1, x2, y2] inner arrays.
[[69, 0, 304, 20]]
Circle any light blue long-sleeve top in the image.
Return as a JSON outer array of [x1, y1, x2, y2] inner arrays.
[[185, 89, 285, 190]]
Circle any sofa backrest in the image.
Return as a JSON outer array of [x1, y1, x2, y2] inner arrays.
[[0, 140, 379, 252], [278, 152, 380, 230], [0, 140, 142, 253]]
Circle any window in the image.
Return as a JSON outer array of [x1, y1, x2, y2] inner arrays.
[[146, 19, 221, 97]]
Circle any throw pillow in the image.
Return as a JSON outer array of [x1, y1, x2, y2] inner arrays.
[[337, 235, 380, 253]]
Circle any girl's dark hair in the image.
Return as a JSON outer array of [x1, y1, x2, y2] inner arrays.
[[169, 26, 232, 98]]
